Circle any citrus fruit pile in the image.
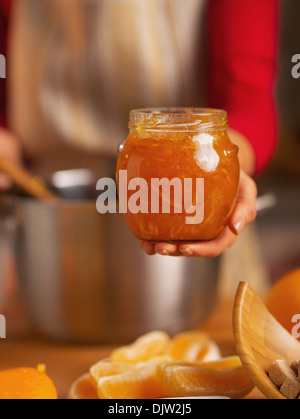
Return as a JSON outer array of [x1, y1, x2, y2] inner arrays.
[[69, 331, 254, 399]]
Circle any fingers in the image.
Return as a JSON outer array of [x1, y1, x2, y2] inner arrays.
[[140, 229, 238, 258], [139, 241, 182, 256], [229, 172, 258, 235], [139, 171, 258, 258], [154, 243, 182, 257], [179, 227, 237, 258], [139, 241, 156, 256], [140, 225, 239, 258], [238, 171, 258, 201], [0, 129, 22, 165], [229, 200, 257, 236]]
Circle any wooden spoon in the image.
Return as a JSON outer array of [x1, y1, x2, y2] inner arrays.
[[233, 281, 300, 400], [0, 158, 59, 201]]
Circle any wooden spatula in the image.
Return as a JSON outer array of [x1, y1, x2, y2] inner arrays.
[[0, 158, 59, 201], [233, 282, 300, 399]]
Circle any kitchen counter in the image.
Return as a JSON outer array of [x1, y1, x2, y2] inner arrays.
[[0, 218, 272, 399], [3, 177, 297, 399], [0, 291, 265, 399]]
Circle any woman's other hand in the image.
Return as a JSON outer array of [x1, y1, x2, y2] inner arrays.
[[0, 128, 22, 190]]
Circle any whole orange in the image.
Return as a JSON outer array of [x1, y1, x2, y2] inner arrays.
[[266, 268, 300, 338], [0, 366, 57, 399]]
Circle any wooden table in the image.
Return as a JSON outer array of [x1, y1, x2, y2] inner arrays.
[[0, 214, 270, 399], [0, 290, 265, 399]]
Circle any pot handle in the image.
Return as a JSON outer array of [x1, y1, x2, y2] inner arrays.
[[255, 193, 277, 216]]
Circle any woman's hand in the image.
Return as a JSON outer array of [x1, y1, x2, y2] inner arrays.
[[0, 128, 22, 190], [139, 170, 257, 258]]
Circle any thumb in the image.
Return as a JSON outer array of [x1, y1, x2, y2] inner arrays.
[[229, 199, 257, 236]]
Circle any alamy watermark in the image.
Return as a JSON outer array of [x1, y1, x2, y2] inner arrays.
[[96, 171, 205, 225], [0, 315, 6, 339], [292, 54, 300, 79], [0, 54, 6, 79], [291, 314, 300, 339]]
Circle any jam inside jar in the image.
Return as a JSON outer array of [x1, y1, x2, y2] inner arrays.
[[117, 108, 240, 243]]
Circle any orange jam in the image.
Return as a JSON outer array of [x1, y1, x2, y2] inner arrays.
[[117, 108, 240, 243]]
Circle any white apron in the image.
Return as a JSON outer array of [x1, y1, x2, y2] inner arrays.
[[8, 0, 207, 176]]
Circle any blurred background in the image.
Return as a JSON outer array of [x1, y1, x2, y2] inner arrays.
[[0, 0, 299, 345], [256, 0, 300, 283], [0, 1, 299, 400]]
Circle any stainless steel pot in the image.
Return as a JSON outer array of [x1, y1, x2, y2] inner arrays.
[[6, 196, 220, 344]]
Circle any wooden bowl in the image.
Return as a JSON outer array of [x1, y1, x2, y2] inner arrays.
[[233, 282, 300, 399]]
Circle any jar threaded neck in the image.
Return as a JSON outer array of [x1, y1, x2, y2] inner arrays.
[[129, 108, 228, 133]]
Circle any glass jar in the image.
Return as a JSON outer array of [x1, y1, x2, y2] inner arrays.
[[116, 108, 240, 243]]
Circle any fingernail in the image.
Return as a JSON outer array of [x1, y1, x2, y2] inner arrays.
[[181, 248, 194, 256], [159, 250, 170, 256], [233, 221, 242, 235]]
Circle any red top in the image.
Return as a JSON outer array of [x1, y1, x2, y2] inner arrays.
[[0, 0, 279, 174], [208, 0, 279, 174]]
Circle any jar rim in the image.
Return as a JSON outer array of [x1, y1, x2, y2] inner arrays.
[[129, 107, 228, 132]]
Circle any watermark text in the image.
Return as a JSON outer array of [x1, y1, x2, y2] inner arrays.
[[0, 315, 6, 339], [292, 54, 300, 79], [96, 171, 205, 225], [292, 314, 300, 339], [0, 54, 6, 79]]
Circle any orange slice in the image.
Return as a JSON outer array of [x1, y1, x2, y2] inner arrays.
[[97, 368, 163, 400], [110, 331, 170, 364], [159, 356, 243, 373], [200, 341, 222, 362], [97, 357, 168, 399], [168, 332, 221, 362], [157, 357, 254, 399], [69, 373, 98, 400], [168, 332, 209, 361], [90, 361, 136, 387]]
